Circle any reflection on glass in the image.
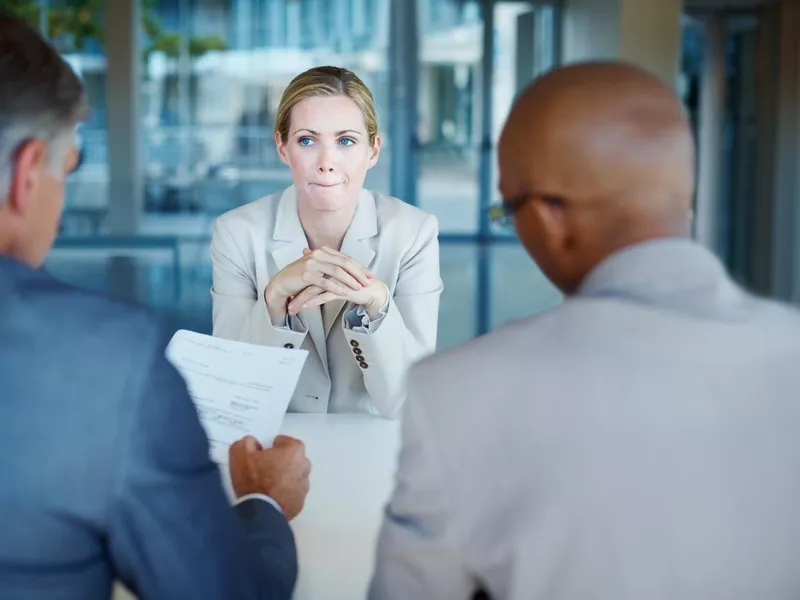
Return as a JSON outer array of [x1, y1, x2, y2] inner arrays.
[[417, 0, 482, 233], [416, 0, 557, 236]]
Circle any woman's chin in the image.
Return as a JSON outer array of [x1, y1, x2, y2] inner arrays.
[[306, 187, 353, 211]]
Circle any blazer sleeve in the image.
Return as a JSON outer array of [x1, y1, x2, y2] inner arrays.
[[368, 363, 475, 600], [342, 214, 443, 419], [107, 322, 297, 600], [210, 217, 308, 348]]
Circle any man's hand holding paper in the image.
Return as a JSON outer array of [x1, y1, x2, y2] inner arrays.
[[165, 329, 308, 464], [230, 435, 311, 521]]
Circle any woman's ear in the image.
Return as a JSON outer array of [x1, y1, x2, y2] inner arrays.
[[274, 131, 290, 166], [367, 135, 381, 169]]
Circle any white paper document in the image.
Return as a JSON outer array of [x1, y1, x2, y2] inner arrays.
[[166, 329, 308, 464]]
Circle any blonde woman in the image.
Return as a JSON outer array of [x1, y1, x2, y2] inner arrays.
[[210, 66, 442, 419]]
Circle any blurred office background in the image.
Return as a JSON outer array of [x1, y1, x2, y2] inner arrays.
[[7, 0, 800, 350]]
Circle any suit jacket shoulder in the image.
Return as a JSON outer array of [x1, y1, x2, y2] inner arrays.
[[0, 257, 165, 377], [372, 190, 436, 230], [215, 192, 279, 235]]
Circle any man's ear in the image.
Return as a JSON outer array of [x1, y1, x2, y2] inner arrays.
[[367, 135, 381, 169], [531, 196, 571, 255], [8, 139, 47, 216], [274, 131, 290, 167]]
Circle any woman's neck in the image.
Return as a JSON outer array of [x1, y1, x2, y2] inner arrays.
[[297, 201, 357, 251]]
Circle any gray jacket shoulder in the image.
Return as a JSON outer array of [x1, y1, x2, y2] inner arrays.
[[371, 190, 438, 238], [214, 192, 279, 234], [407, 311, 556, 417]]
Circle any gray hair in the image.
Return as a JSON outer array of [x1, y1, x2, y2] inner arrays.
[[0, 14, 88, 203]]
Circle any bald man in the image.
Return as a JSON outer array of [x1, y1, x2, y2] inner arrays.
[[368, 62, 800, 600]]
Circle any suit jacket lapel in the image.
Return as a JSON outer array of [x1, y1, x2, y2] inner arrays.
[[269, 186, 329, 375], [326, 189, 379, 337]]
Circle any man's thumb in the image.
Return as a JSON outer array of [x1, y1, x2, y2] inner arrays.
[[242, 435, 263, 453]]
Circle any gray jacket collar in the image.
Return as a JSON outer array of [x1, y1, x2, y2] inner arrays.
[[271, 185, 377, 272], [577, 238, 748, 316]]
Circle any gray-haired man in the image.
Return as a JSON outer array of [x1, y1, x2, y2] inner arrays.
[[0, 15, 309, 600]]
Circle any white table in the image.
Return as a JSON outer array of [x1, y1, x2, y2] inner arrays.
[[114, 413, 400, 600], [280, 414, 401, 599]]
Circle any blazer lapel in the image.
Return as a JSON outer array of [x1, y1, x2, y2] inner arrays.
[[340, 189, 378, 270], [269, 186, 329, 375], [326, 190, 379, 337]]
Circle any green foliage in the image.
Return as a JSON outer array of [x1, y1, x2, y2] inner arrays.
[[2, 0, 227, 58], [148, 32, 228, 58]]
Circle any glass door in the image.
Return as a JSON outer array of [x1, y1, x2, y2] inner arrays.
[[415, 0, 483, 234], [412, 0, 562, 340], [414, 0, 557, 238]]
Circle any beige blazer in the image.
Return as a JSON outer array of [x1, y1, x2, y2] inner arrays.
[[209, 186, 442, 418]]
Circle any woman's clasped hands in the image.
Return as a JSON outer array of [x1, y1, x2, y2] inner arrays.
[[264, 246, 388, 323]]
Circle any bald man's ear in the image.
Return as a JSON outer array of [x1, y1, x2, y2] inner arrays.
[[530, 196, 571, 255]]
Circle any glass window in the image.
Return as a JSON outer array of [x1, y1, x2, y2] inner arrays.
[[417, 0, 483, 233], [416, 0, 558, 237], [415, 0, 561, 336], [489, 244, 563, 330], [141, 0, 390, 222], [34, 0, 564, 345]]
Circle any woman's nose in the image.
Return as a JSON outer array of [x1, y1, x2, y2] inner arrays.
[[317, 146, 336, 173]]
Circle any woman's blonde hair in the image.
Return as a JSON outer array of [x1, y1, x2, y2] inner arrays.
[[275, 66, 379, 145]]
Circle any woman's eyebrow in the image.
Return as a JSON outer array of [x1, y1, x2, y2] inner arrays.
[[291, 128, 364, 136]]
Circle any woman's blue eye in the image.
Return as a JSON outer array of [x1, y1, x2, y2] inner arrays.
[[339, 138, 355, 147], [298, 137, 313, 146]]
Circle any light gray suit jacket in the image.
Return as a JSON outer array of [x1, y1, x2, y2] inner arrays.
[[210, 186, 442, 418], [370, 238, 800, 600]]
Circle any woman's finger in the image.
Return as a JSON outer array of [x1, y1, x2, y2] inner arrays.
[[287, 285, 324, 315], [300, 291, 339, 311], [311, 248, 371, 286], [311, 261, 362, 290], [301, 272, 352, 297]]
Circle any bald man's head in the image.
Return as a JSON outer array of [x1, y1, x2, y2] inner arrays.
[[498, 61, 695, 294]]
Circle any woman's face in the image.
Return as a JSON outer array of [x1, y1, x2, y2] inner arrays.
[[276, 94, 381, 212]]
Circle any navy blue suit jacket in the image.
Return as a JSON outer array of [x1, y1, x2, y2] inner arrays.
[[0, 257, 297, 599]]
